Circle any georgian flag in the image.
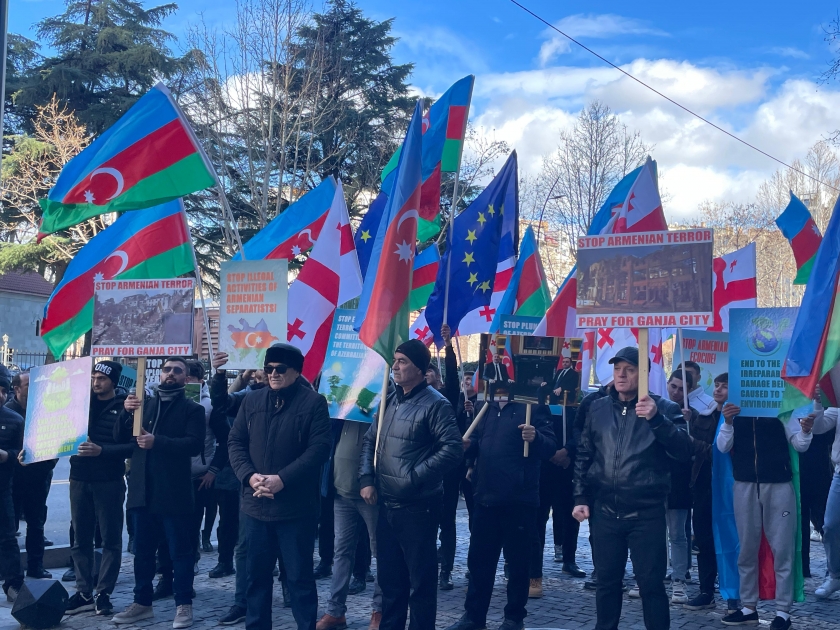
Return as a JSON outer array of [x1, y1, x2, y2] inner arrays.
[[409, 309, 435, 347], [708, 243, 757, 333], [287, 181, 362, 381], [594, 327, 667, 397]]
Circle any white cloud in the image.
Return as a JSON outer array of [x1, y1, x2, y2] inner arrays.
[[768, 46, 809, 59], [539, 14, 669, 66], [396, 27, 487, 74]]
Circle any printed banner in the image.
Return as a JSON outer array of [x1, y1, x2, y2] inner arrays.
[[673, 330, 729, 397], [318, 309, 386, 422], [92, 279, 195, 357], [219, 260, 288, 370], [498, 315, 542, 336], [22, 357, 93, 463], [576, 229, 714, 328], [729, 307, 796, 417]]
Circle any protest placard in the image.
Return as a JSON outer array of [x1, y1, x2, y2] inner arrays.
[[478, 333, 568, 403], [729, 307, 798, 417], [673, 330, 729, 396], [91, 279, 195, 357], [22, 357, 93, 463], [497, 315, 542, 336], [318, 309, 387, 422], [219, 260, 288, 370], [575, 229, 714, 329]]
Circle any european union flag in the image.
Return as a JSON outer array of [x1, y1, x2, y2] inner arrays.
[[354, 191, 387, 280], [425, 152, 518, 345]]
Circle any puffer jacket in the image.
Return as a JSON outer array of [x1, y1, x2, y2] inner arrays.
[[573, 388, 692, 515], [228, 378, 331, 522], [191, 382, 216, 479], [359, 381, 461, 508]]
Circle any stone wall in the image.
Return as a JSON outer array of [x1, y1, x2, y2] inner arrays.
[[0, 291, 49, 354]]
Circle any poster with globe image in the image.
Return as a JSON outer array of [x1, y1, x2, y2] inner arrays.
[[729, 307, 811, 419], [22, 357, 93, 463]]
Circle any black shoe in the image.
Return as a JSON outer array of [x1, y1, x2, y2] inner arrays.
[[769, 616, 792, 630], [27, 567, 52, 579], [584, 578, 598, 591], [43, 537, 54, 547], [562, 562, 586, 578], [95, 592, 114, 616], [684, 592, 715, 610], [348, 577, 366, 595], [365, 569, 375, 583], [209, 562, 235, 578], [313, 562, 332, 580], [66, 592, 95, 614], [220, 605, 247, 625], [439, 571, 454, 591], [281, 580, 291, 608], [444, 614, 485, 630], [152, 578, 173, 601], [62, 567, 76, 582], [722, 610, 759, 625], [498, 619, 524, 630], [202, 532, 214, 553], [127, 535, 135, 555]]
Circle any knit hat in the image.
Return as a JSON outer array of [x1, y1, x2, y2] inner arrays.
[[265, 343, 305, 373], [93, 360, 122, 386], [395, 339, 431, 373]]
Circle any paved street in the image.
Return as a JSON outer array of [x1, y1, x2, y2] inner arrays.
[[5, 495, 840, 630]]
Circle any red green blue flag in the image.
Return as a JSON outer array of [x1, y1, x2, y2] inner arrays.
[[775, 191, 822, 285], [492, 226, 552, 328], [355, 101, 424, 362], [38, 83, 216, 241], [409, 245, 441, 312], [40, 199, 195, 357]]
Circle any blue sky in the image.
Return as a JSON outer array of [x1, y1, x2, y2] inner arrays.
[[10, 0, 840, 217]]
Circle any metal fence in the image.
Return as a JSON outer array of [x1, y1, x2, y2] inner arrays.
[[1, 348, 84, 372]]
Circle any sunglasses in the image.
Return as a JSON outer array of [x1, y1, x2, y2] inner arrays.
[[264, 364, 290, 375], [161, 366, 184, 375]]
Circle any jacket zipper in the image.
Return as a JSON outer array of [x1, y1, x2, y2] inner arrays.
[[612, 401, 629, 516]]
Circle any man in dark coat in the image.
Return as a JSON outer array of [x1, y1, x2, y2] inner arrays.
[[0, 377, 23, 602], [112, 357, 205, 628], [573, 347, 691, 630], [551, 357, 580, 403], [359, 339, 462, 630], [446, 400, 555, 630], [65, 361, 132, 616], [227, 343, 331, 630]]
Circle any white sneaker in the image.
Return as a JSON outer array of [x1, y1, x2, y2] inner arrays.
[[628, 584, 640, 598], [810, 526, 823, 542], [173, 604, 193, 629], [670, 580, 688, 604], [113, 603, 154, 624], [815, 577, 840, 599]]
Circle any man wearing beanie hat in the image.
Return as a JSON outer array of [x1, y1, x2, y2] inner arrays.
[[0, 376, 24, 602], [65, 361, 132, 616], [358, 339, 462, 630], [228, 342, 331, 630]]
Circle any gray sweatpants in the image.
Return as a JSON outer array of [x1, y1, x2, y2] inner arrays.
[[733, 481, 797, 612]]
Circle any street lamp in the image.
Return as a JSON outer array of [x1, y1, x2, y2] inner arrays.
[[536, 174, 566, 242]]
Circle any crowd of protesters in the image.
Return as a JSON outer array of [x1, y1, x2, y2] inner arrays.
[[0, 336, 838, 630]]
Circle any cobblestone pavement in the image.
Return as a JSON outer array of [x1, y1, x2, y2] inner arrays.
[[13, 506, 840, 630]]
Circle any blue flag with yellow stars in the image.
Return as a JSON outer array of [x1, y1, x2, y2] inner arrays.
[[425, 151, 519, 345], [354, 191, 387, 280]]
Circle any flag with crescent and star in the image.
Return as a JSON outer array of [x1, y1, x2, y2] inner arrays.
[[355, 101, 424, 362], [775, 191, 823, 285], [233, 177, 336, 261], [38, 83, 216, 242], [40, 199, 194, 357], [424, 151, 519, 345]]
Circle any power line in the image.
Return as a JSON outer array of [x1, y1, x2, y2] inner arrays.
[[509, 0, 840, 193]]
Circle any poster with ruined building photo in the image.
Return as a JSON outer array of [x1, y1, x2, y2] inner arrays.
[[91, 279, 195, 358], [575, 229, 714, 329]]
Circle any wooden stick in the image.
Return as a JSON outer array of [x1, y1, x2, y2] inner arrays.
[[524, 403, 532, 457], [638, 328, 649, 398], [463, 402, 491, 440], [133, 357, 146, 437], [677, 328, 689, 411], [373, 368, 390, 470]]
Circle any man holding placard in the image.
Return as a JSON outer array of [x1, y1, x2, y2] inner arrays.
[[572, 346, 691, 630], [0, 376, 23, 602], [65, 361, 131, 617], [112, 357, 206, 629]]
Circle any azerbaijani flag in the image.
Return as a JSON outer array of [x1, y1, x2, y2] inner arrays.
[[38, 83, 216, 241], [775, 191, 822, 285], [40, 200, 195, 357], [355, 101, 423, 362], [409, 245, 441, 312], [491, 226, 552, 329]]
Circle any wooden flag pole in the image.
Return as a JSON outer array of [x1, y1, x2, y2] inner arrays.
[[373, 368, 390, 470], [133, 358, 146, 436], [638, 328, 649, 398], [677, 328, 689, 411], [463, 403, 490, 440], [524, 403, 532, 457]]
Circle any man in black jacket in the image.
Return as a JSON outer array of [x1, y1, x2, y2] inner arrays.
[[359, 339, 462, 630], [111, 357, 205, 628], [228, 343, 331, 630], [0, 377, 23, 602], [7, 370, 56, 579], [65, 361, 132, 616], [551, 357, 580, 403], [447, 400, 555, 630], [572, 346, 691, 630]]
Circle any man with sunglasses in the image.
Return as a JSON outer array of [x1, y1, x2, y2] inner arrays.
[[112, 357, 206, 629], [228, 343, 331, 630]]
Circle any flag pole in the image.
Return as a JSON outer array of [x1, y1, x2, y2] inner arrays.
[[373, 366, 390, 470], [179, 201, 216, 366], [678, 328, 689, 411], [638, 328, 649, 397]]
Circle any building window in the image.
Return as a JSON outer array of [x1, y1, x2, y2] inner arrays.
[[209, 318, 218, 329], [34, 319, 41, 337]]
